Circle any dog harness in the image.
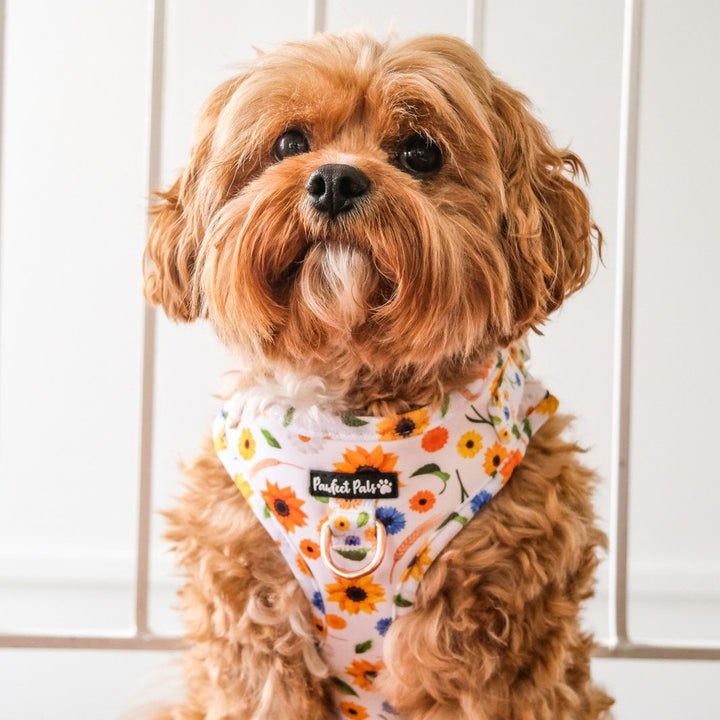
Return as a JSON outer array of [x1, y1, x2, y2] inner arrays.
[[213, 341, 557, 720]]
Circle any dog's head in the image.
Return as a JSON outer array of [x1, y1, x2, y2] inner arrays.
[[144, 33, 599, 397]]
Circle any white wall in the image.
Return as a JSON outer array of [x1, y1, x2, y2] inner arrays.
[[1, 0, 719, 717]]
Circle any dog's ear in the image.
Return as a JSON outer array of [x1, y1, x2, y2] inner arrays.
[[490, 78, 600, 333], [143, 75, 244, 321]]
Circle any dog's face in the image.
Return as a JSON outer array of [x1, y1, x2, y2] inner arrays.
[[144, 33, 598, 387]]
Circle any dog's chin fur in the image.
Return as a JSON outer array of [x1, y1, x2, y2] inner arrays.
[[143, 31, 613, 720], [298, 242, 379, 335]]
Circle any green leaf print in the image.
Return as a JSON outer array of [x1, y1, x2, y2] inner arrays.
[[410, 463, 451, 482], [438, 512, 467, 529], [455, 469, 469, 503], [262, 505, 271, 519], [393, 593, 413, 608], [355, 639, 373, 654], [261, 428, 281, 448], [335, 548, 369, 561], [466, 404, 493, 425], [282, 407, 295, 427], [440, 394, 450, 418], [331, 676, 359, 696], [512, 423, 520, 439], [356, 511, 370, 528], [522, 417, 532, 438], [341, 413, 369, 427]]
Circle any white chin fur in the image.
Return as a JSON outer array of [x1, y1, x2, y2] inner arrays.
[[299, 243, 376, 331]]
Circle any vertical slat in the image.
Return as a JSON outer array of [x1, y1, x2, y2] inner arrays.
[[308, 0, 326, 36], [609, 0, 643, 649], [0, 0, 6, 440], [465, 0, 486, 54], [136, 0, 166, 638]]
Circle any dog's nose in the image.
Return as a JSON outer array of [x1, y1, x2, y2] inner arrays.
[[305, 164, 370, 219]]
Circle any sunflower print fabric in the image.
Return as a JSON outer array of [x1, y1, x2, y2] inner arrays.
[[214, 340, 556, 720]]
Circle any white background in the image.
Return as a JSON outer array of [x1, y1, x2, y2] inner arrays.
[[0, 0, 719, 717]]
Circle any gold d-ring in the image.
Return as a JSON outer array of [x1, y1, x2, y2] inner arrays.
[[320, 519, 387, 580]]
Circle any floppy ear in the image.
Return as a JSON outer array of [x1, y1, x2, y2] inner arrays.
[[490, 78, 601, 333], [143, 75, 245, 321]]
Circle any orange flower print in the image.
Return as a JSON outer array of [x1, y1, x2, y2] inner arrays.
[[535, 393, 559, 415], [339, 701, 369, 720], [326, 574, 385, 614], [345, 658, 384, 690], [335, 445, 398, 474], [297, 553, 312, 576], [336, 498, 362, 510], [238, 428, 256, 460], [500, 449, 523, 483], [312, 615, 326, 639], [478, 356, 494, 379], [422, 426, 448, 452], [326, 613, 347, 630], [401, 543, 432, 582], [409, 490, 436, 513], [457, 430, 483, 458], [483, 443, 509, 475], [300, 539, 321, 560], [376, 408, 430, 441], [261, 480, 307, 533]]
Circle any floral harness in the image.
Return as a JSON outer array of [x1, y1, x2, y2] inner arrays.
[[213, 342, 557, 720]]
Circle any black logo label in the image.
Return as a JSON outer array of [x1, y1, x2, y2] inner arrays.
[[309, 470, 399, 499]]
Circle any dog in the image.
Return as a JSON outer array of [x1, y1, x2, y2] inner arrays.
[[143, 32, 614, 720]]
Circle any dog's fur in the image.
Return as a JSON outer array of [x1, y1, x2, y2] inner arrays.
[[143, 32, 613, 719]]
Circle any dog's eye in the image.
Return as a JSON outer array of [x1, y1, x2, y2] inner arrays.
[[398, 135, 442, 176], [273, 130, 310, 161]]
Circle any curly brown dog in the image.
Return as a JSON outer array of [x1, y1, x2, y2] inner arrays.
[[143, 32, 614, 720]]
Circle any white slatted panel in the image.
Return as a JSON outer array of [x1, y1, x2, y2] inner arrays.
[[0, 0, 150, 631], [324, 0, 467, 37], [628, 0, 720, 638]]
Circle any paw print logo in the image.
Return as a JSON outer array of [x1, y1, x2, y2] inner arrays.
[[377, 478, 393, 495]]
